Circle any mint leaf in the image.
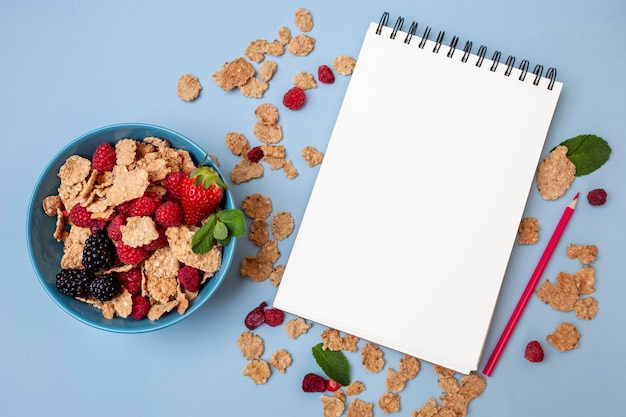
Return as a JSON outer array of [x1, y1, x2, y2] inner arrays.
[[216, 209, 246, 237], [312, 343, 350, 386], [191, 208, 246, 254], [213, 220, 229, 240], [558, 134, 611, 176], [191, 215, 216, 254]]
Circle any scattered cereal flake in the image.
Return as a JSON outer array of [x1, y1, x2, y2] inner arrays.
[[239, 77, 269, 98], [278, 26, 291, 44], [285, 317, 312, 339], [176, 73, 202, 101], [458, 372, 486, 399], [345, 381, 365, 396], [288, 34, 315, 56], [294, 71, 317, 90], [245, 39, 268, 63], [225, 132, 250, 156], [566, 244, 598, 264], [518, 217, 539, 244], [536, 271, 579, 312], [334, 389, 347, 403], [111, 287, 133, 318], [60, 225, 90, 269], [240, 256, 273, 282], [347, 398, 373, 417], [259, 60, 278, 82], [120, 216, 159, 248], [165, 225, 222, 274], [386, 368, 408, 393], [230, 158, 264, 184], [255, 103, 280, 126], [411, 398, 438, 417], [271, 211, 295, 240], [342, 334, 359, 352], [237, 331, 265, 360], [439, 393, 470, 417], [302, 146, 324, 167], [536, 145, 576, 200], [321, 328, 344, 351], [213, 57, 256, 91], [378, 392, 401, 414], [42, 195, 63, 216], [574, 296, 598, 320], [575, 265, 595, 295], [322, 395, 345, 417], [546, 322, 581, 352], [261, 144, 287, 169], [361, 343, 385, 373], [266, 40, 285, 57], [142, 247, 180, 303], [269, 349, 292, 373], [438, 376, 459, 394], [433, 365, 455, 378], [333, 56, 356, 75], [257, 239, 281, 264], [249, 218, 270, 246], [243, 359, 271, 385], [295, 8, 314, 32], [269, 264, 285, 287], [399, 355, 420, 380], [241, 193, 273, 220], [253, 122, 283, 143], [283, 160, 298, 179]]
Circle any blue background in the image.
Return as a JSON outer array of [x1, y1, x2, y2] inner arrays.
[[2, 1, 624, 416]]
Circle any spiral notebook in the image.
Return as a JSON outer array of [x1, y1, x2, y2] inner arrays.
[[273, 12, 563, 374]]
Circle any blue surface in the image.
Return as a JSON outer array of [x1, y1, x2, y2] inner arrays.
[[1, 1, 625, 416]]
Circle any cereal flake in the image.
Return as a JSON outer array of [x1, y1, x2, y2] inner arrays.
[[347, 399, 373, 417], [241, 193, 273, 220], [237, 331, 265, 360], [333, 56, 356, 75], [518, 217, 539, 244], [399, 355, 420, 380], [255, 103, 279, 126], [321, 328, 343, 351], [271, 211, 294, 240], [213, 57, 256, 91], [288, 34, 315, 56], [285, 317, 312, 339], [361, 343, 385, 373], [566, 244, 598, 264], [574, 296, 598, 320], [294, 71, 317, 90], [120, 216, 159, 248], [259, 60, 278, 82], [225, 132, 250, 156], [386, 368, 408, 393], [536, 145, 576, 200], [302, 146, 324, 167], [295, 8, 314, 32], [345, 381, 365, 396], [176, 73, 202, 101], [321, 395, 345, 417], [378, 392, 401, 414], [269, 349, 292, 373], [243, 359, 271, 385], [536, 271, 579, 312], [249, 218, 270, 246], [546, 322, 581, 352]]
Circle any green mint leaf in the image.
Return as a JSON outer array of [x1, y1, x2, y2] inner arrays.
[[191, 215, 216, 254], [312, 343, 350, 386], [558, 134, 611, 176], [216, 209, 246, 237], [213, 220, 229, 241]]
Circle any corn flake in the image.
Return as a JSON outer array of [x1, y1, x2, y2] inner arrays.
[[259, 60, 278, 82], [574, 296, 598, 320], [345, 381, 365, 396], [378, 392, 401, 414], [566, 244, 598, 264], [536, 146, 576, 200], [238, 331, 265, 360], [361, 343, 385, 373], [243, 359, 271, 385], [347, 399, 373, 417], [321, 395, 345, 417], [177, 73, 202, 101], [241, 193, 273, 220], [288, 34, 315, 56], [285, 317, 312, 339], [213, 57, 256, 91], [302, 146, 324, 167], [321, 328, 343, 351], [269, 349, 292, 373], [294, 71, 317, 90], [269, 264, 285, 287], [546, 322, 581, 352], [333, 56, 356, 75], [295, 8, 314, 32], [271, 211, 294, 240], [518, 217, 539, 244]]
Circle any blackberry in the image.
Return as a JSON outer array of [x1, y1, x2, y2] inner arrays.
[[90, 273, 122, 301], [82, 230, 116, 272], [56, 269, 94, 297]]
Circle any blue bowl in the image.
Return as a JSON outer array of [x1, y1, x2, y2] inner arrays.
[[27, 123, 236, 333]]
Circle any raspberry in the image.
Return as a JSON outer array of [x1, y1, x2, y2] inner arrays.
[[177, 265, 201, 292], [90, 273, 121, 301], [165, 171, 185, 200], [130, 295, 151, 320], [118, 267, 142, 295], [142, 225, 168, 251], [116, 200, 133, 216], [69, 204, 91, 228], [89, 218, 108, 234], [92, 142, 116, 172], [247, 146, 264, 163], [107, 214, 126, 241], [318, 65, 335, 84], [129, 195, 161, 217], [587, 188, 607, 206], [524, 340, 545, 362], [116, 241, 146, 265], [282, 87, 306, 110], [155, 201, 183, 227], [302, 373, 326, 393], [325, 379, 341, 392], [245, 301, 268, 330], [264, 308, 284, 327]]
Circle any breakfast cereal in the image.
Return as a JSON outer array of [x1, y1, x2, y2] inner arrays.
[[243, 359, 271, 384], [271, 211, 295, 240], [575, 265, 595, 295], [346, 399, 373, 417], [321, 328, 344, 351], [294, 71, 317, 90], [255, 103, 280, 126], [225, 132, 251, 156], [574, 297, 598, 320], [321, 395, 345, 417], [398, 355, 420, 379], [518, 217, 539, 244], [345, 381, 365, 396], [536, 145, 576, 200], [245, 39, 268, 63], [361, 343, 385, 373], [333, 55, 357, 75], [253, 122, 283, 143], [295, 8, 314, 32], [238, 331, 265, 360], [257, 239, 281, 264], [176, 73, 202, 102], [259, 60, 278, 82], [269, 349, 292, 373], [378, 392, 401, 414], [230, 158, 265, 184], [241, 193, 273, 219], [248, 219, 270, 246], [546, 322, 581, 352], [288, 34, 315, 56], [302, 146, 324, 167], [269, 264, 285, 286], [566, 243, 598, 264], [212, 57, 256, 91], [285, 317, 312, 339], [240, 256, 273, 282], [342, 334, 359, 353], [239, 77, 269, 98], [278, 26, 291, 44], [536, 271, 579, 312], [386, 368, 408, 392]]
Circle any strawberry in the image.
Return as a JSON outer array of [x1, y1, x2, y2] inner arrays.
[[180, 165, 227, 225]]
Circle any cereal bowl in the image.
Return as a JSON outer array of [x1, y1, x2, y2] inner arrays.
[[27, 123, 237, 333]]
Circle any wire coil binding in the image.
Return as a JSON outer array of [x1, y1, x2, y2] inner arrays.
[[376, 12, 558, 90]]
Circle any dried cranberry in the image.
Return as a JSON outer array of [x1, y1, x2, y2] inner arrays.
[[264, 308, 284, 327], [244, 301, 267, 330], [587, 188, 607, 206], [302, 373, 327, 392], [524, 340, 545, 362], [325, 379, 341, 392], [247, 146, 264, 163]]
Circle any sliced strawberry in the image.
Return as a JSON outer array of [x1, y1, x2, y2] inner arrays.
[[180, 165, 227, 225]]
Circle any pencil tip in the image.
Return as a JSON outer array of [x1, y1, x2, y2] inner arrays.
[[574, 192, 580, 200]]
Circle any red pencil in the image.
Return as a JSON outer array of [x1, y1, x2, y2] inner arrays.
[[482, 192, 579, 377]]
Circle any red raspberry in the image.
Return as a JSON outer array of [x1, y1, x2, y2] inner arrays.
[[118, 267, 142, 295], [116, 200, 133, 216], [247, 146, 264, 163], [524, 340, 545, 362], [155, 201, 183, 227], [165, 171, 185, 200], [69, 204, 92, 228], [325, 379, 341, 392], [92, 142, 116, 172], [245, 301, 267, 330], [142, 225, 168, 251], [587, 188, 607, 206], [302, 373, 327, 393], [282, 87, 306, 110], [107, 214, 126, 241], [177, 265, 201, 292], [129, 195, 161, 217], [264, 308, 284, 327], [116, 241, 146, 265], [89, 218, 108, 234], [130, 295, 151, 320], [318, 65, 335, 84]]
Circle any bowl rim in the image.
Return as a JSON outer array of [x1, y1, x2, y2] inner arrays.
[[27, 122, 236, 333]]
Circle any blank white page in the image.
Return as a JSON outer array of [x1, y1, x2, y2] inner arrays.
[[273, 21, 562, 374]]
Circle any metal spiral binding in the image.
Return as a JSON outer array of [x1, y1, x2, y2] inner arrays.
[[376, 12, 558, 90]]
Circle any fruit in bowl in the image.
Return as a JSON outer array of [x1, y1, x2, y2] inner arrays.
[[27, 123, 244, 333]]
